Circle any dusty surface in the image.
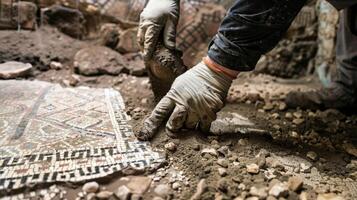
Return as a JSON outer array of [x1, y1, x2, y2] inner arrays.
[[0, 26, 356, 200]]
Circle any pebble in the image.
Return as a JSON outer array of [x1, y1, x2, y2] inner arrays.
[[201, 148, 218, 157], [288, 176, 304, 192], [238, 139, 248, 146], [82, 182, 99, 193], [154, 184, 171, 198], [263, 103, 274, 111], [271, 113, 279, 119], [246, 163, 260, 174], [217, 146, 229, 157], [115, 185, 131, 200], [96, 191, 113, 199], [306, 151, 318, 161], [268, 183, 288, 197], [285, 113, 293, 119], [50, 61, 63, 70], [165, 142, 177, 151], [131, 194, 143, 200], [217, 159, 229, 168], [172, 182, 180, 190], [217, 178, 229, 192], [218, 168, 227, 177], [249, 186, 268, 199], [87, 193, 96, 200], [293, 118, 305, 125], [152, 197, 165, 200], [278, 102, 287, 111]]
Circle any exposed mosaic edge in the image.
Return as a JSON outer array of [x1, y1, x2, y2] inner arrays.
[[0, 80, 165, 193]]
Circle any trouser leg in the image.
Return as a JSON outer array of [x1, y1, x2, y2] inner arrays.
[[207, 0, 307, 71], [335, 5, 357, 96]]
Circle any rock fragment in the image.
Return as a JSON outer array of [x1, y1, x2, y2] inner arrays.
[[217, 159, 229, 168], [288, 176, 304, 192], [165, 142, 177, 151], [154, 184, 171, 198], [115, 185, 131, 200], [0, 61, 32, 79], [249, 186, 268, 199], [218, 168, 227, 177], [50, 61, 63, 70], [126, 176, 152, 195], [268, 183, 288, 197], [82, 182, 99, 193], [201, 148, 218, 157], [96, 191, 113, 199], [306, 151, 318, 161], [246, 164, 260, 174], [317, 193, 344, 200]]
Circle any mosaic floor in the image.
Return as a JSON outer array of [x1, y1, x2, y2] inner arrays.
[[0, 80, 164, 192]]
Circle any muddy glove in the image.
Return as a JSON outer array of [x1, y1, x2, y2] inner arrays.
[[135, 62, 233, 141], [137, 0, 180, 60]]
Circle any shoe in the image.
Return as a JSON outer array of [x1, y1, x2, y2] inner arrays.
[[285, 85, 356, 110]]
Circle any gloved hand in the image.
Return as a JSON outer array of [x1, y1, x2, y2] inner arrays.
[[135, 62, 233, 141], [137, 0, 180, 61]]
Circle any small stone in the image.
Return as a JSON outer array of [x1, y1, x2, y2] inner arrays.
[[288, 176, 304, 192], [50, 61, 63, 70], [115, 185, 131, 200], [126, 176, 152, 195], [70, 74, 80, 86], [172, 182, 180, 190], [164, 142, 177, 151], [268, 183, 288, 197], [246, 163, 260, 174], [217, 159, 229, 168], [190, 179, 207, 200], [245, 197, 259, 200], [263, 103, 274, 111], [306, 151, 318, 161], [154, 184, 171, 198], [218, 168, 227, 177], [278, 102, 287, 111], [96, 191, 113, 199], [293, 118, 305, 125], [238, 139, 248, 146], [130, 194, 143, 200], [87, 193, 96, 200], [290, 131, 299, 138], [300, 162, 312, 173], [82, 182, 99, 193], [317, 193, 344, 200], [271, 113, 280, 119], [192, 144, 201, 151], [249, 186, 268, 199], [293, 111, 303, 118], [217, 146, 229, 157], [201, 148, 218, 157], [285, 113, 293, 119]]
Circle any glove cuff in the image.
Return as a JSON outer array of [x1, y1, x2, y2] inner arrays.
[[203, 56, 239, 80]]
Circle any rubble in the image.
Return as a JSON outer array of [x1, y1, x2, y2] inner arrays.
[[0, 61, 32, 79], [288, 176, 304, 192], [115, 185, 131, 200], [246, 164, 260, 174], [74, 46, 126, 76], [82, 182, 99, 193], [125, 176, 152, 195], [43, 5, 86, 38]]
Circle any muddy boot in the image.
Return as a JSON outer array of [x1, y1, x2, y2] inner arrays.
[[285, 84, 356, 110]]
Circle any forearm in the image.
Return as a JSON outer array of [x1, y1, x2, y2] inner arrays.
[[207, 0, 307, 71]]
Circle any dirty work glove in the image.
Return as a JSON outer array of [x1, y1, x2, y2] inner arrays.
[[137, 0, 180, 61], [135, 62, 233, 141]]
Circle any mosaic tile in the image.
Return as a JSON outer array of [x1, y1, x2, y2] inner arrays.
[[0, 80, 164, 193]]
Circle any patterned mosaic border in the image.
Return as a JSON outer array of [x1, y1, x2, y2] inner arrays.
[[0, 81, 164, 193]]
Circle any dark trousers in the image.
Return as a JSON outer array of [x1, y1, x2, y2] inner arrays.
[[208, 0, 357, 93]]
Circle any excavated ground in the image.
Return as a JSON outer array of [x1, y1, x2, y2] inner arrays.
[[0, 27, 356, 200]]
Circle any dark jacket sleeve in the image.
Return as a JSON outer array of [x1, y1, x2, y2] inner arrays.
[[327, 0, 357, 10]]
